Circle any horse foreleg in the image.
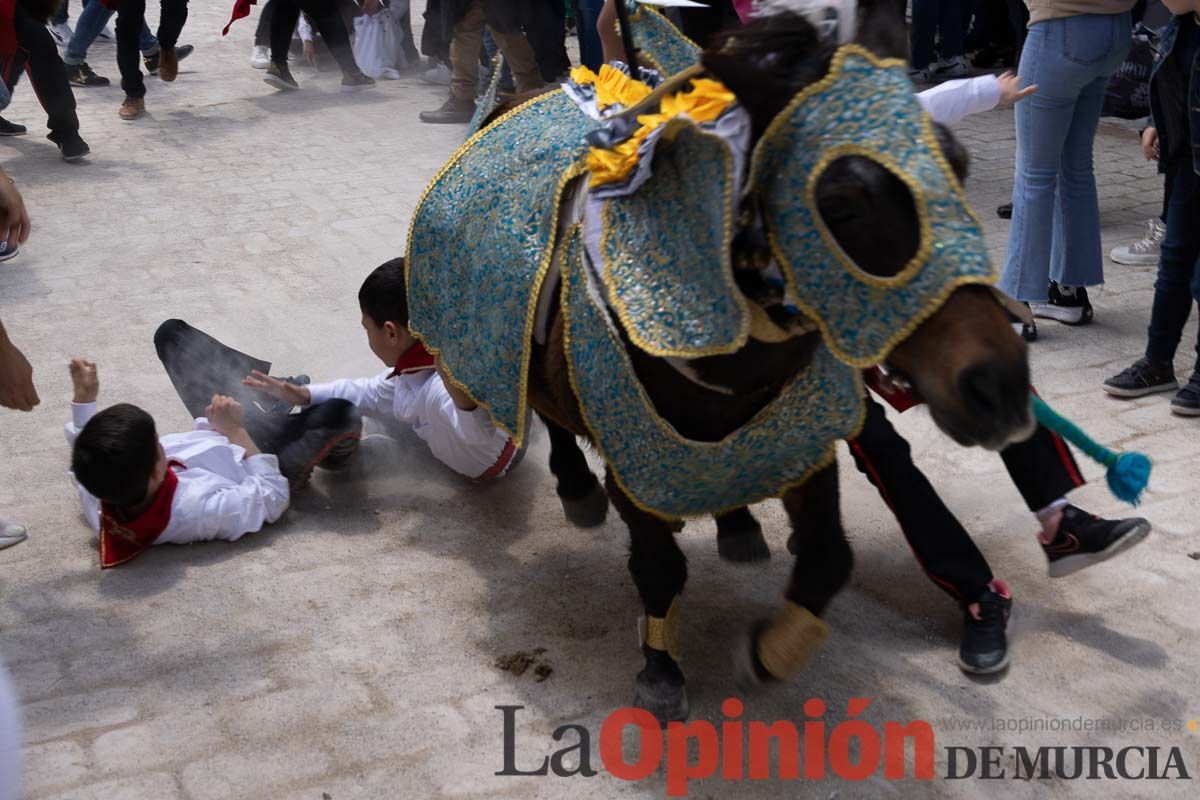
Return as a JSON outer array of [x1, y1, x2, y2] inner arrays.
[[606, 469, 690, 723], [737, 461, 851, 687], [715, 506, 770, 563], [538, 412, 609, 527]]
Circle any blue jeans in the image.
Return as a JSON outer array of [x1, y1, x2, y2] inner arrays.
[[572, 0, 604, 71], [1146, 161, 1200, 369], [63, 0, 156, 66], [910, 0, 964, 69], [999, 12, 1132, 302]]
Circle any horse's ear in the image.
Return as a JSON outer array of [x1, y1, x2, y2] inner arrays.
[[852, 0, 909, 60]]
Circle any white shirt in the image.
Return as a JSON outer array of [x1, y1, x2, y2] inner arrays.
[[65, 403, 290, 545], [307, 369, 513, 479], [917, 75, 1002, 127]]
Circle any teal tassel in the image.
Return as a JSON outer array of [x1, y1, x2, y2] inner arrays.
[[1031, 396, 1151, 506]]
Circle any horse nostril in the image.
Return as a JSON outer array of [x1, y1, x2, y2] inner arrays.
[[958, 359, 1029, 423]]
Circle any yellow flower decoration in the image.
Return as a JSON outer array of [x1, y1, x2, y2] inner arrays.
[[570, 64, 654, 113]]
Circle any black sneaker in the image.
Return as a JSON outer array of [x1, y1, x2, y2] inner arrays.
[[1007, 302, 1037, 342], [264, 62, 299, 91], [144, 44, 193, 74], [340, 71, 376, 92], [1030, 281, 1093, 326], [1042, 505, 1151, 578], [0, 117, 26, 136], [0, 240, 18, 262], [65, 62, 110, 87], [1103, 357, 1177, 398], [419, 96, 477, 124], [56, 134, 90, 162], [276, 402, 362, 491], [996, 203, 1013, 219], [1170, 371, 1200, 417], [959, 583, 1011, 674]]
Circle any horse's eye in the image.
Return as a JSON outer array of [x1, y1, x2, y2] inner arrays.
[[814, 155, 920, 279]]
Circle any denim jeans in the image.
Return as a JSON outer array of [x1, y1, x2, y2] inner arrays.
[[999, 12, 1133, 303], [910, 0, 964, 69], [1145, 160, 1200, 370], [63, 0, 155, 67], [571, 0, 604, 71]]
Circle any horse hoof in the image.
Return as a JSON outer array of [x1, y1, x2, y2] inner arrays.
[[633, 673, 689, 723], [561, 480, 608, 528], [717, 525, 770, 563]]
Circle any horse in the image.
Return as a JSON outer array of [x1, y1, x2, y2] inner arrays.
[[413, 3, 1032, 722]]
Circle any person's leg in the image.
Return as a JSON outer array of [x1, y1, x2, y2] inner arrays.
[[848, 398, 994, 606], [63, 1, 113, 66], [1146, 162, 1200, 366], [155, 0, 188, 50], [999, 423, 1084, 513], [139, 21, 157, 55], [909, 0, 937, 69], [10, 3, 82, 144], [523, 0, 566, 82], [298, 0, 360, 76], [254, 0, 276, 47], [449, 0, 487, 102], [116, 0, 148, 98], [573, 0, 603, 71], [270, 0, 302, 67], [936, 0, 965, 60], [1006, 0, 1027, 59], [153, 319, 273, 420], [397, 7, 420, 63], [53, 0, 71, 26]]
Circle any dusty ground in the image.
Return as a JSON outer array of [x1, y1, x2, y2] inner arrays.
[[0, 4, 1197, 798]]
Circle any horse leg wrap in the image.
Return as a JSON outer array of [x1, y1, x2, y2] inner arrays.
[[756, 601, 828, 680], [644, 596, 682, 662]]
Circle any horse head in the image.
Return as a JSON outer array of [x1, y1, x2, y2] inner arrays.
[[703, 1, 1032, 450]]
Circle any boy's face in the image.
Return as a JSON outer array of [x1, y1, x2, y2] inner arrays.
[[1163, 0, 1200, 15], [361, 312, 415, 367]]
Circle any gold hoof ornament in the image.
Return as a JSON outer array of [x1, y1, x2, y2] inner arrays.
[[644, 597, 683, 662], [756, 601, 829, 680]]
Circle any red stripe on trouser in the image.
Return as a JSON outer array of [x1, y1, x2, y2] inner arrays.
[[849, 439, 964, 602], [475, 438, 516, 481], [1048, 429, 1085, 489]]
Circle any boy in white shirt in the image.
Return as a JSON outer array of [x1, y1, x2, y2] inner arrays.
[[244, 258, 521, 480], [66, 359, 291, 568]]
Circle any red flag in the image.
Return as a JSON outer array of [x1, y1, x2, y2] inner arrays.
[[223, 0, 257, 36]]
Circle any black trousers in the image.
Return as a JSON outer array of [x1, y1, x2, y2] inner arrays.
[[153, 319, 359, 463], [675, 0, 739, 49], [523, 0, 568, 82], [255, 0, 276, 47], [2, 2, 80, 142], [1006, 0, 1028, 56], [270, 0, 358, 76], [849, 395, 1084, 605], [116, 0, 189, 98]]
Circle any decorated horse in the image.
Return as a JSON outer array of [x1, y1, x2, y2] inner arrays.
[[404, 2, 1034, 722]]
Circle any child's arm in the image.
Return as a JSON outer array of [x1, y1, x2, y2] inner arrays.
[[64, 359, 102, 532], [245, 370, 396, 417], [917, 72, 1036, 127]]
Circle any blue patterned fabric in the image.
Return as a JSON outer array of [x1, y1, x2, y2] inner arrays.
[[406, 91, 601, 444], [628, 2, 701, 77], [599, 124, 748, 357], [565, 229, 865, 519], [752, 46, 997, 367]]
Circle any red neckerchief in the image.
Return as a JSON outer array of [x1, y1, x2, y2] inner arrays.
[[222, 0, 257, 35], [389, 342, 436, 378], [98, 462, 184, 569], [863, 366, 922, 413]]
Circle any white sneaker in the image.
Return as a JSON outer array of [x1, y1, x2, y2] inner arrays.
[[250, 45, 271, 70], [47, 21, 73, 47], [929, 56, 970, 81], [0, 518, 27, 550], [95, 25, 116, 44], [1109, 218, 1166, 265]]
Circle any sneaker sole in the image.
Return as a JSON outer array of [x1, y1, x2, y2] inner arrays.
[[251, 61, 271, 70], [1109, 252, 1160, 266], [1029, 303, 1088, 325], [0, 532, 28, 550], [264, 75, 299, 91], [1101, 381, 1178, 399], [341, 83, 375, 92], [1169, 402, 1200, 417], [1047, 520, 1152, 578], [0, 248, 17, 262], [0, 130, 27, 137], [61, 149, 90, 162]]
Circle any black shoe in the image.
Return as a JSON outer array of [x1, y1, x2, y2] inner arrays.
[[264, 62, 299, 91], [1170, 371, 1200, 417], [144, 43, 193, 74], [340, 71, 376, 91], [0, 240, 18, 262], [0, 117, 26, 136], [1007, 302, 1037, 342], [276, 402, 362, 491], [1030, 281, 1093, 326], [1042, 505, 1151, 578], [251, 374, 310, 416], [959, 584, 1011, 674], [997, 202, 1013, 219], [1103, 357, 1177, 399], [56, 134, 90, 162], [419, 96, 477, 124], [65, 62, 110, 87]]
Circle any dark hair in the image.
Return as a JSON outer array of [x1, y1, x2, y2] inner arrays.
[[358, 258, 408, 328], [72, 403, 160, 507]]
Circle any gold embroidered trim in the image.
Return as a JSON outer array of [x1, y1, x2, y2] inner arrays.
[[644, 596, 682, 661], [756, 601, 829, 680]]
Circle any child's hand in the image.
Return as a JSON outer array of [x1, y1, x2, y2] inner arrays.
[[206, 395, 246, 437], [69, 358, 99, 404], [996, 71, 1037, 108], [243, 370, 312, 406], [1142, 127, 1159, 161]]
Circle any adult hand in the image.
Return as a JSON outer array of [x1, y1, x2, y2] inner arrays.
[[68, 358, 99, 404], [995, 71, 1037, 108], [1142, 127, 1159, 161], [205, 395, 247, 437], [0, 330, 38, 411], [363, 0, 382, 14], [0, 171, 31, 249], [243, 370, 311, 406]]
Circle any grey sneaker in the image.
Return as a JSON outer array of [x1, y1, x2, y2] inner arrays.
[[1170, 371, 1200, 417], [1103, 358, 1177, 398], [420, 63, 452, 86], [930, 55, 970, 81], [1110, 218, 1166, 266], [0, 517, 28, 550]]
